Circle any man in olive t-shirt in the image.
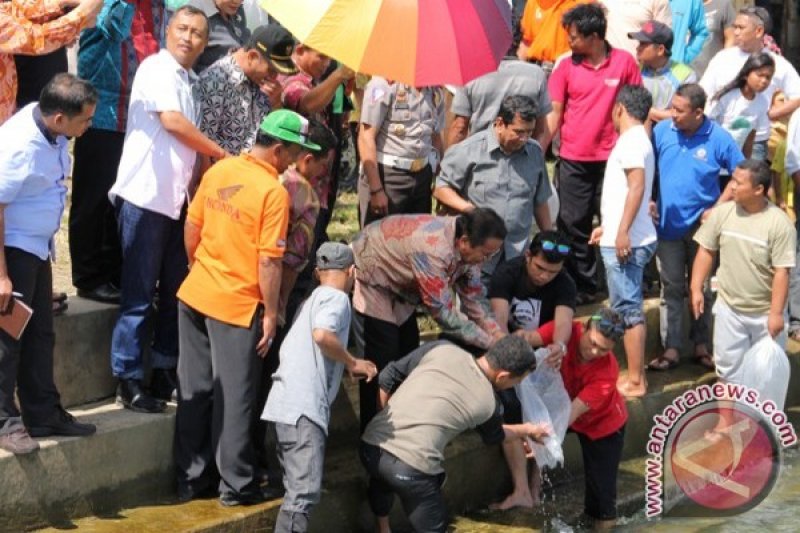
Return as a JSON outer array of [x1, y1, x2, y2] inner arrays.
[[690, 160, 796, 383], [359, 337, 549, 533]]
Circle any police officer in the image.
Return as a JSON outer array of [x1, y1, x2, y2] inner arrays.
[[357, 77, 445, 227]]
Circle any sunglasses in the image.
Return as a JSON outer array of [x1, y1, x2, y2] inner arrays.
[[590, 314, 625, 339], [542, 240, 570, 255]]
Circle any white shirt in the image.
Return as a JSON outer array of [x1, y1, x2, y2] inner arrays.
[[700, 46, 800, 141], [110, 49, 198, 220], [600, 124, 657, 247], [601, 0, 672, 58], [705, 88, 770, 149], [786, 109, 800, 177]]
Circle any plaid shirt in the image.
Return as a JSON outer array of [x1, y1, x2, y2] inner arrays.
[[0, 0, 88, 125], [352, 214, 501, 350], [194, 54, 272, 155]]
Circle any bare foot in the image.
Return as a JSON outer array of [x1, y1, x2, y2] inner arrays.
[[617, 378, 647, 398], [694, 343, 710, 358], [489, 491, 535, 511]]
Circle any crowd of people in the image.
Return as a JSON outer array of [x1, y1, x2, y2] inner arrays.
[[1, 0, 799, 531]]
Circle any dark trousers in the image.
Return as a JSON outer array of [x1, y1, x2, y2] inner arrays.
[[578, 426, 626, 521], [360, 442, 448, 533], [358, 162, 434, 227], [358, 312, 419, 432], [69, 128, 124, 291], [556, 158, 606, 294], [174, 302, 262, 498], [0, 247, 61, 434], [110, 199, 186, 379], [14, 50, 67, 109]]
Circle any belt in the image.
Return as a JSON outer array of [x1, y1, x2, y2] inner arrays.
[[377, 153, 428, 173]]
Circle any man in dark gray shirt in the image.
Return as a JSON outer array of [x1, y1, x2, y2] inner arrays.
[[434, 95, 553, 278], [360, 336, 549, 533]]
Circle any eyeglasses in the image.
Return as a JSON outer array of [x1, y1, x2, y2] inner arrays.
[[541, 240, 570, 255]]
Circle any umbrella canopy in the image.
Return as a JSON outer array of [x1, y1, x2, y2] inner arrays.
[[260, 0, 512, 87]]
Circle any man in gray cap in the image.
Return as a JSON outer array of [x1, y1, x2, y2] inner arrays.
[[263, 241, 377, 532]]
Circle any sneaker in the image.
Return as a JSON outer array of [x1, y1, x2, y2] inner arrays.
[[0, 428, 40, 454], [150, 368, 178, 402], [27, 407, 96, 438], [117, 379, 166, 414], [219, 489, 268, 507]]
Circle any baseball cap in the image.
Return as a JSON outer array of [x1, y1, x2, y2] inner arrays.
[[316, 242, 354, 270], [259, 109, 322, 151], [628, 20, 673, 50], [248, 24, 297, 75]]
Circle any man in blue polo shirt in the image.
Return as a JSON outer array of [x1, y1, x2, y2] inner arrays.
[[649, 83, 743, 371], [0, 74, 99, 455]]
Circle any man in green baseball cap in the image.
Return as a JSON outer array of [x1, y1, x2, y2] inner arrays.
[[174, 107, 324, 506]]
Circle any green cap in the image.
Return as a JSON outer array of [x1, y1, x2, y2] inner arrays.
[[259, 109, 321, 151]]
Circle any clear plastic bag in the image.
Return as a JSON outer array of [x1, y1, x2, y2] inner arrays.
[[727, 336, 790, 410], [514, 348, 572, 470]]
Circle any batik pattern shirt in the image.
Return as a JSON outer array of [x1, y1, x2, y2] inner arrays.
[[279, 69, 333, 209], [0, 0, 89, 125], [280, 166, 320, 272], [352, 214, 501, 349], [195, 54, 272, 155]]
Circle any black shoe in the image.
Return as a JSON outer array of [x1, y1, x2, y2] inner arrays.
[[117, 379, 166, 413], [78, 283, 121, 304], [219, 489, 268, 507], [27, 407, 97, 438], [150, 368, 178, 402], [176, 482, 216, 503]]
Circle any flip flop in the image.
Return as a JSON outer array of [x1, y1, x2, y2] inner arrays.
[[647, 355, 679, 371], [693, 353, 715, 370]]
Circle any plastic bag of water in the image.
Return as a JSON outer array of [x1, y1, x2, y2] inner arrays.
[[724, 336, 790, 410], [515, 347, 571, 470]]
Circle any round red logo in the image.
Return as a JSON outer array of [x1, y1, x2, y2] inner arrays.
[[669, 405, 780, 515]]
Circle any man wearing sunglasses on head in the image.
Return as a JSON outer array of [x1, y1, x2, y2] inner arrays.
[[487, 230, 577, 510]]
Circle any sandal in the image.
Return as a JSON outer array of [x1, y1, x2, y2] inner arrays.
[[52, 299, 68, 316], [53, 292, 67, 304], [693, 353, 715, 370], [647, 355, 679, 371], [789, 328, 800, 342]]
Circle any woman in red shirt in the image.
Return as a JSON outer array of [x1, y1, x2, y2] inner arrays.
[[535, 307, 627, 529]]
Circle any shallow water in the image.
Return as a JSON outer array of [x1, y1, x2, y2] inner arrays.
[[453, 450, 800, 532]]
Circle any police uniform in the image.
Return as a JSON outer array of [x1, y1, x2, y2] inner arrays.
[[358, 77, 445, 226]]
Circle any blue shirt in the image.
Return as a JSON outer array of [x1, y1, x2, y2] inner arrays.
[[262, 285, 351, 433], [669, 0, 709, 64], [0, 104, 69, 260], [653, 117, 743, 240]]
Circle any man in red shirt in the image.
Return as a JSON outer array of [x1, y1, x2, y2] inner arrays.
[[534, 307, 627, 529], [543, 3, 642, 303]]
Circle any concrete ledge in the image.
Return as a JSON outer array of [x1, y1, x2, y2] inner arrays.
[[1, 401, 175, 532], [53, 298, 118, 407]]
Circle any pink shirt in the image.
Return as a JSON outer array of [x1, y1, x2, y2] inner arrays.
[[548, 47, 642, 161]]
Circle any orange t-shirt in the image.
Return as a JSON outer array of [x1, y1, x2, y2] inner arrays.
[[520, 0, 592, 64], [178, 153, 290, 327]]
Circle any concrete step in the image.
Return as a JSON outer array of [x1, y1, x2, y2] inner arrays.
[[2, 400, 175, 532], [53, 298, 118, 408], [21, 344, 800, 533]]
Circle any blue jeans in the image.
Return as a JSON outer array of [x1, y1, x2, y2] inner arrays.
[[110, 199, 187, 379], [600, 242, 657, 328]]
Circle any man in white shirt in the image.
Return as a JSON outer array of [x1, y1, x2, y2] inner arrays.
[[700, 6, 800, 160], [590, 85, 657, 398], [108, 5, 228, 413]]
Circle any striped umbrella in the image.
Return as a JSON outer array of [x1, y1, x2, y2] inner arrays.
[[259, 0, 512, 86]]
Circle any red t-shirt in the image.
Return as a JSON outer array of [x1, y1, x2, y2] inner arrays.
[[547, 47, 642, 162], [538, 321, 627, 440]]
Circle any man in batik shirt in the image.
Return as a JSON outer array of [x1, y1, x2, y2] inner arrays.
[[352, 208, 507, 431]]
